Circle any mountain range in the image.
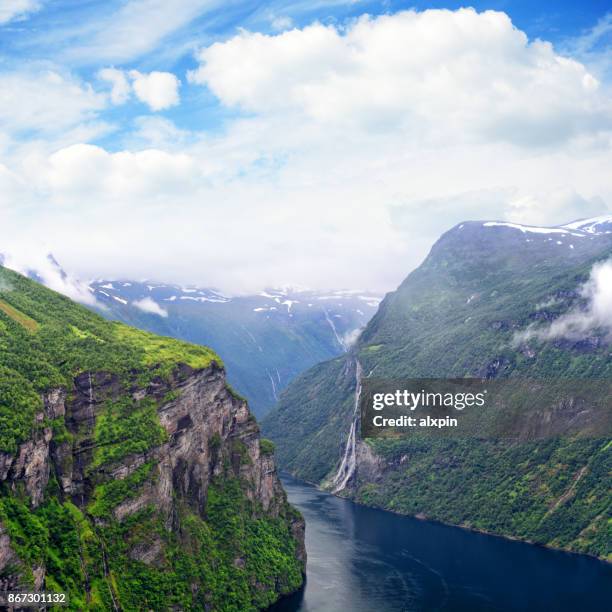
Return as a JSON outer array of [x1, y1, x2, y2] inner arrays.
[[0, 253, 380, 418], [263, 215, 612, 560], [87, 281, 380, 416]]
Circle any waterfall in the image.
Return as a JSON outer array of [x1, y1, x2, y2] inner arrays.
[[331, 359, 362, 493], [268, 371, 279, 401], [79, 373, 95, 508], [323, 308, 347, 352], [87, 372, 96, 425]]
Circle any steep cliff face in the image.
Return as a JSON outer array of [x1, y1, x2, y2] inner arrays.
[[0, 265, 304, 610], [264, 218, 612, 560]]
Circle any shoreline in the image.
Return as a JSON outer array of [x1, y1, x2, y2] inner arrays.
[[280, 470, 611, 565]]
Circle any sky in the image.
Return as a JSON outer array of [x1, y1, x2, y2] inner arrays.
[[0, 0, 611, 293]]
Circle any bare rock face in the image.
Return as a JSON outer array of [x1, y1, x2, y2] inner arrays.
[[0, 388, 66, 507], [9, 431, 52, 508], [0, 523, 21, 591], [0, 362, 305, 603], [105, 365, 288, 526], [355, 440, 384, 485]]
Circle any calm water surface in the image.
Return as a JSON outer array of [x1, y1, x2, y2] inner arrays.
[[271, 475, 611, 612]]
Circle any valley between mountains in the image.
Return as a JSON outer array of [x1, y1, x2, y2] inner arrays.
[[0, 215, 610, 612]]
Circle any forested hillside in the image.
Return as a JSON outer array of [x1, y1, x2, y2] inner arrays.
[[264, 218, 612, 560], [0, 265, 305, 610]]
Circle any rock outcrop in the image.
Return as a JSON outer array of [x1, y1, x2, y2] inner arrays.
[[0, 362, 305, 608]]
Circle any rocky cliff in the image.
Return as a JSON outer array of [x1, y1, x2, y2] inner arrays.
[[0, 264, 304, 610]]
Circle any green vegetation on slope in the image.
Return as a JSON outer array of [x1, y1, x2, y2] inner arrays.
[[89, 280, 378, 417], [359, 437, 611, 559], [0, 265, 303, 609], [264, 222, 612, 559], [0, 475, 303, 611], [0, 265, 218, 453]]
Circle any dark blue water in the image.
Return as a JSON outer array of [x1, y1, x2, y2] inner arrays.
[[272, 475, 611, 612]]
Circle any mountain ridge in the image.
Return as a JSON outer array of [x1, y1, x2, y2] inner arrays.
[[263, 215, 612, 560]]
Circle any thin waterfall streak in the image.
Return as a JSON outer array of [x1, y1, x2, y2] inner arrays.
[[268, 371, 279, 402], [324, 308, 347, 352], [332, 359, 362, 493]]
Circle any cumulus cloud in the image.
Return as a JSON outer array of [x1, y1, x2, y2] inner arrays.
[[516, 259, 612, 343], [98, 67, 131, 104], [0, 0, 41, 25], [42, 143, 195, 200], [130, 70, 180, 111], [97, 68, 181, 110], [189, 9, 612, 147], [2, 9, 612, 293], [132, 297, 168, 317]]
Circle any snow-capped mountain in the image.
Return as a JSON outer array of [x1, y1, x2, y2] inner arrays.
[[86, 280, 380, 415], [86, 279, 381, 415], [5, 214, 609, 414], [449, 215, 612, 260], [0, 251, 381, 415], [263, 214, 612, 561], [561, 215, 612, 234], [479, 214, 612, 239]]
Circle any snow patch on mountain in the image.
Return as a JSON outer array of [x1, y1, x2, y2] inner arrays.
[[483, 215, 612, 238], [483, 222, 583, 236], [562, 215, 612, 234]]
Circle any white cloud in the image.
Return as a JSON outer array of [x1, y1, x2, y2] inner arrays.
[[98, 67, 131, 104], [2, 9, 612, 294], [342, 327, 362, 348], [270, 15, 293, 31], [0, 70, 106, 135], [504, 189, 608, 227], [58, 0, 222, 63], [190, 9, 612, 147], [130, 70, 180, 111], [516, 259, 612, 343], [42, 143, 196, 199], [128, 116, 189, 149], [132, 297, 168, 317], [0, 0, 41, 25], [1, 251, 98, 306], [97, 68, 181, 111]]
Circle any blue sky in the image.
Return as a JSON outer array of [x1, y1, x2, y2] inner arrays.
[[0, 1, 611, 293], [2, 1, 611, 146]]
